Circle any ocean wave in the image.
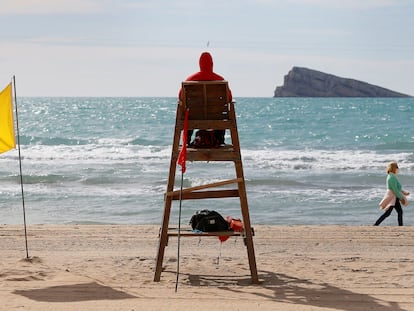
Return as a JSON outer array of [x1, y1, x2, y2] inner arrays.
[[242, 149, 414, 171], [1, 144, 171, 164], [20, 135, 91, 146], [374, 141, 414, 151], [22, 174, 78, 184]]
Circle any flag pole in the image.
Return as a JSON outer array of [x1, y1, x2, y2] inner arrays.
[[175, 169, 184, 292], [12, 76, 29, 259], [175, 108, 189, 292]]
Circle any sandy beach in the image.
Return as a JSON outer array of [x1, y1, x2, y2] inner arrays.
[[1, 224, 413, 310]]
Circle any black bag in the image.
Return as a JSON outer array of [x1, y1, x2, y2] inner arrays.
[[189, 209, 231, 232]]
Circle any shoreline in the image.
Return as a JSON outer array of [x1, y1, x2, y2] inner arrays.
[[1, 224, 413, 310]]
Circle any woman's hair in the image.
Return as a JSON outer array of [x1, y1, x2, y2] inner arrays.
[[387, 161, 399, 174]]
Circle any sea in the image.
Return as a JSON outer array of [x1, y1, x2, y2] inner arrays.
[[1, 97, 413, 226]]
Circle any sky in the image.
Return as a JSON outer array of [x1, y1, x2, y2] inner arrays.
[[0, 0, 413, 97]]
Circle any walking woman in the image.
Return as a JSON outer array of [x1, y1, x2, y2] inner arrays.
[[375, 161, 410, 226]]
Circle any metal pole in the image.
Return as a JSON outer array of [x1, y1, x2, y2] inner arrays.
[[175, 170, 184, 292], [12, 76, 29, 259]]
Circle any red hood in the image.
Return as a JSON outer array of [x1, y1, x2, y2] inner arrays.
[[199, 52, 213, 72]]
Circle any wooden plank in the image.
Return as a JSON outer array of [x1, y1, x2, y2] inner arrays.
[[171, 149, 239, 162], [187, 120, 234, 130], [166, 229, 249, 237], [171, 189, 239, 200], [168, 231, 242, 237], [176, 120, 235, 131], [186, 150, 240, 162], [166, 178, 243, 197]]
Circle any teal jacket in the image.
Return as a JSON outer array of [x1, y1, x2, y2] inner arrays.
[[387, 173, 403, 200]]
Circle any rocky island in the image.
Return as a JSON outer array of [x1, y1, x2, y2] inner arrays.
[[274, 67, 411, 97]]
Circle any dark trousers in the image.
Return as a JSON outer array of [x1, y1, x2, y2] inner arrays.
[[374, 198, 403, 226], [187, 130, 225, 145]]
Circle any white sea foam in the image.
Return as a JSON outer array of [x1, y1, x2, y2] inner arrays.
[[0, 143, 171, 164], [242, 149, 414, 171]]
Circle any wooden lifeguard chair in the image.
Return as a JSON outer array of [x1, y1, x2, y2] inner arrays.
[[154, 81, 258, 284]]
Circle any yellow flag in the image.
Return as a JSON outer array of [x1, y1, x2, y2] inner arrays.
[[0, 83, 15, 154]]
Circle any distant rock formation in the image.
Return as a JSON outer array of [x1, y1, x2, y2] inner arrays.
[[274, 67, 410, 97]]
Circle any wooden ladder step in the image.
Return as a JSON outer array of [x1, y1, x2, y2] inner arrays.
[[165, 227, 254, 238]]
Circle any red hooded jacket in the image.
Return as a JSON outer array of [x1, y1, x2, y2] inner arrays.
[[179, 52, 232, 101]]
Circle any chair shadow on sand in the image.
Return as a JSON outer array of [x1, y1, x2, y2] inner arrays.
[[13, 281, 136, 302], [186, 270, 408, 311]]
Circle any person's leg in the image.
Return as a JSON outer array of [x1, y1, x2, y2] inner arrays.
[[214, 130, 225, 145], [374, 207, 393, 226], [394, 199, 403, 226], [187, 130, 193, 145]]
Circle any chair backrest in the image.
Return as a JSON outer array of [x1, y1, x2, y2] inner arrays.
[[181, 81, 230, 121]]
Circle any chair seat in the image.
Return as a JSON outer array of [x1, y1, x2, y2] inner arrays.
[[177, 145, 239, 162]]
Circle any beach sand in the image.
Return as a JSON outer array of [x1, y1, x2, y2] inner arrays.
[[1, 224, 413, 310]]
